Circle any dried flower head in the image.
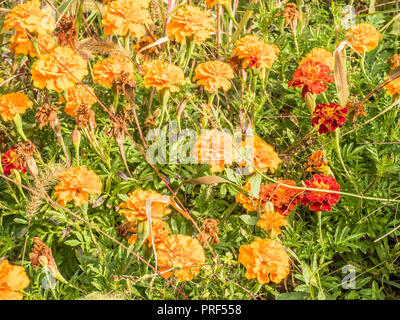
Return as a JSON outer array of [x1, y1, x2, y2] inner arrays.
[[0, 259, 30, 300], [118, 189, 171, 222], [311, 102, 348, 134], [166, 6, 215, 43], [193, 129, 235, 173], [302, 174, 340, 212], [157, 234, 206, 282], [4, 0, 55, 35], [238, 136, 281, 174], [31, 46, 88, 92], [238, 239, 290, 284], [59, 84, 97, 117], [288, 60, 334, 98], [305, 150, 330, 173], [29, 237, 57, 271], [388, 53, 400, 71], [112, 72, 137, 104], [101, 0, 152, 38], [55, 16, 78, 49], [54, 166, 102, 207], [142, 60, 185, 92], [197, 219, 220, 247], [75, 103, 96, 129], [93, 55, 135, 89], [10, 31, 56, 58], [300, 48, 334, 70], [193, 61, 234, 93], [346, 23, 382, 54], [256, 210, 288, 237], [278, 3, 302, 27], [0, 92, 33, 122], [232, 35, 280, 70]]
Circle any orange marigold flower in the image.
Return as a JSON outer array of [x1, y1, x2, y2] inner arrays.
[[236, 181, 302, 216], [193, 129, 235, 173], [388, 53, 400, 71], [0, 92, 33, 122], [93, 55, 135, 89], [157, 234, 206, 282], [305, 150, 330, 174], [193, 60, 234, 93], [384, 77, 400, 96], [302, 174, 340, 212], [142, 60, 185, 92], [232, 35, 280, 70], [300, 48, 334, 70], [10, 31, 56, 58], [166, 6, 215, 43], [0, 259, 30, 300], [54, 166, 102, 207], [127, 219, 171, 248], [101, 0, 152, 38], [119, 189, 171, 222], [4, 0, 55, 35], [205, 0, 231, 8], [31, 47, 88, 92], [58, 84, 97, 117], [256, 210, 288, 237], [346, 23, 382, 54], [311, 102, 348, 134], [238, 239, 290, 284], [288, 60, 334, 98], [238, 136, 281, 173]]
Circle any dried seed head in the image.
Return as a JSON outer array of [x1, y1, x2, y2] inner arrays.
[[35, 103, 58, 130], [29, 237, 57, 271], [55, 16, 77, 49], [112, 71, 137, 105], [197, 218, 220, 247], [278, 3, 302, 27], [388, 53, 400, 72], [75, 103, 96, 130]]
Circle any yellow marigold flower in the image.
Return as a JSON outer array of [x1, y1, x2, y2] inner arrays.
[[128, 220, 171, 248], [238, 238, 290, 284], [0, 259, 30, 300], [93, 55, 135, 88], [119, 189, 171, 222], [10, 31, 56, 58], [0, 93, 33, 122], [346, 23, 382, 54], [31, 47, 88, 92], [166, 6, 215, 43], [142, 60, 185, 92], [4, 0, 55, 35], [156, 234, 206, 282], [58, 84, 97, 117], [256, 210, 288, 236], [232, 35, 280, 70], [193, 129, 235, 173], [300, 48, 334, 70], [193, 60, 234, 93], [101, 0, 152, 38], [54, 166, 102, 207], [384, 77, 400, 96], [239, 136, 281, 173], [205, 0, 231, 8]]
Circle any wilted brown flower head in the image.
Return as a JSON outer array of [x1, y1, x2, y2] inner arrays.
[[75, 103, 96, 130], [106, 107, 133, 143], [197, 218, 220, 247], [35, 103, 58, 130], [112, 71, 137, 105], [145, 108, 161, 127], [0, 129, 7, 152], [347, 101, 367, 123], [278, 3, 302, 28], [55, 16, 78, 49], [29, 237, 57, 271], [14, 140, 38, 177]]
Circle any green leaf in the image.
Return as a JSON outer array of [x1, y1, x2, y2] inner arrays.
[[64, 240, 80, 247], [275, 292, 310, 300], [13, 218, 28, 224], [240, 215, 260, 225]]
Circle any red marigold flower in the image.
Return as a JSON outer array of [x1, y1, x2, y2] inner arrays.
[[302, 174, 340, 212], [288, 60, 334, 98], [1, 146, 27, 176], [311, 102, 348, 134]]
